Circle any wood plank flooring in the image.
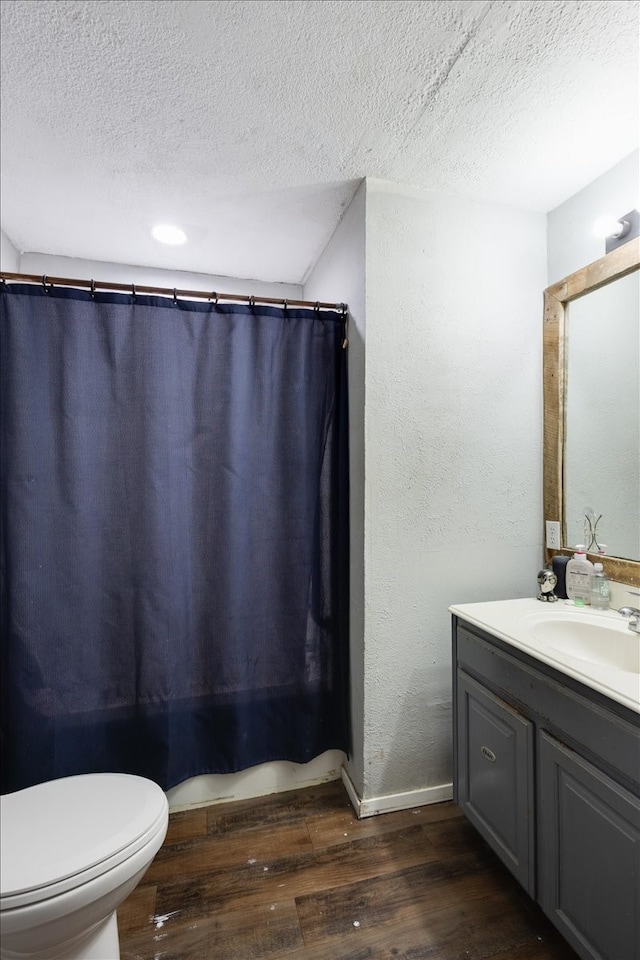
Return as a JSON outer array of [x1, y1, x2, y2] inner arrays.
[[118, 779, 577, 960]]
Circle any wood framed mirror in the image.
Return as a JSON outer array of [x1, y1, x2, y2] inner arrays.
[[543, 236, 640, 587]]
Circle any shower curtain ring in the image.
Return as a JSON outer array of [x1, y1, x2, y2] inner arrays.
[[249, 296, 255, 309], [173, 288, 178, 304], [42, 275, 49, 294], [90, 279, 96, 299], [314, 301, 320, 313], [131, 283, 136, 298]]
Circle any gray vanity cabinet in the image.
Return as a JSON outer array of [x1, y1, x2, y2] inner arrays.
[[452, 617, 640, 960]]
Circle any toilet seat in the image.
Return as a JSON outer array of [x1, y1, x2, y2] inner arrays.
[[0, 773, 168, 911]]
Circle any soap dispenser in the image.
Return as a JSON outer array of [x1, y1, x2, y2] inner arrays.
[[566, 545, 594, 605]]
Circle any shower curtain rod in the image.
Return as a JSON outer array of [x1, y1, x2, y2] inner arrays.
[[0, 272, 348, 314]]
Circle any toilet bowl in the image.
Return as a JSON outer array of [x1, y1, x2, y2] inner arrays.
[[0, 773, 169, 960]]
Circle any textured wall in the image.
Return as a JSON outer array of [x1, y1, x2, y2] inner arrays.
[[18, 253, 303, 300], [1, 228, 19, 271], [362, 181, 546, 800], [304, 182, 366, 797]]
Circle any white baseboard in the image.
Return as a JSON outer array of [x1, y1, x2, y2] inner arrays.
[[340, 764, 362, 814], [341, 766, 453, 819]]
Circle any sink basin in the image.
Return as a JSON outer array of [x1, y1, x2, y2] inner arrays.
[[522, 612, 640, 674]]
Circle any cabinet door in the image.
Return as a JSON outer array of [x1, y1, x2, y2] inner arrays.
[[457, 670, 535, 893], [538, 730, 640, 960]]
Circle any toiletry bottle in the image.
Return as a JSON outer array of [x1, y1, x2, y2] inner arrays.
[[552, 555, 570, 599], [566, 545, 594, 605], [590, 562, 611, 610]]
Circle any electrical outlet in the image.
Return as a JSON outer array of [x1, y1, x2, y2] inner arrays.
[[546, 520, 561, 549]]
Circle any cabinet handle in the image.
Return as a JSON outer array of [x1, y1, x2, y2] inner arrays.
[[481, 746, 496, 762]]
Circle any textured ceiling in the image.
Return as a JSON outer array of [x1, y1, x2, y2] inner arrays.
[[1, 0, 638, 283]]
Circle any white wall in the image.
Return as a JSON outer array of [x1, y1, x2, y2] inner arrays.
[[547, 150, 640, 566], [1, 228, 20, 272], [361, 181, 546, 807], [304, 181, 366, 797], [305, 178, 547, 812], [19, 253, 303, 301]]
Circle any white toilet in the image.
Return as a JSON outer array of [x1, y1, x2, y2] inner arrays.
[[0, 773, 169, 960]]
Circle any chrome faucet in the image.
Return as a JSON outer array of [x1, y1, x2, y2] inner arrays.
[[617, 607, 640, 634]]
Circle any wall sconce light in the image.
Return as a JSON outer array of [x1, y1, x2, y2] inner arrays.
[[592, 209, 639, 253]]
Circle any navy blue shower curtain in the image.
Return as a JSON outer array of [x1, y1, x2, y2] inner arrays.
[[0, 283, 349, 794]]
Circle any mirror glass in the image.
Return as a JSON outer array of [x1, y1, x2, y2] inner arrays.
[[564, 271, 640, 560]]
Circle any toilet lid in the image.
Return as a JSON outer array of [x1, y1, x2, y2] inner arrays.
[[0, 773, 167, 901]]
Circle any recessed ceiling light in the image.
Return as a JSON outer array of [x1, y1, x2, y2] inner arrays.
[[151, 224, 187, 245]]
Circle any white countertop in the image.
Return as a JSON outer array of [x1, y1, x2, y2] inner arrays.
[[450, 597, 640, 715]]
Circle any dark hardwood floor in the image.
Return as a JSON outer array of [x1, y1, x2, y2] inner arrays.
[[119, 779, 577, 960]]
